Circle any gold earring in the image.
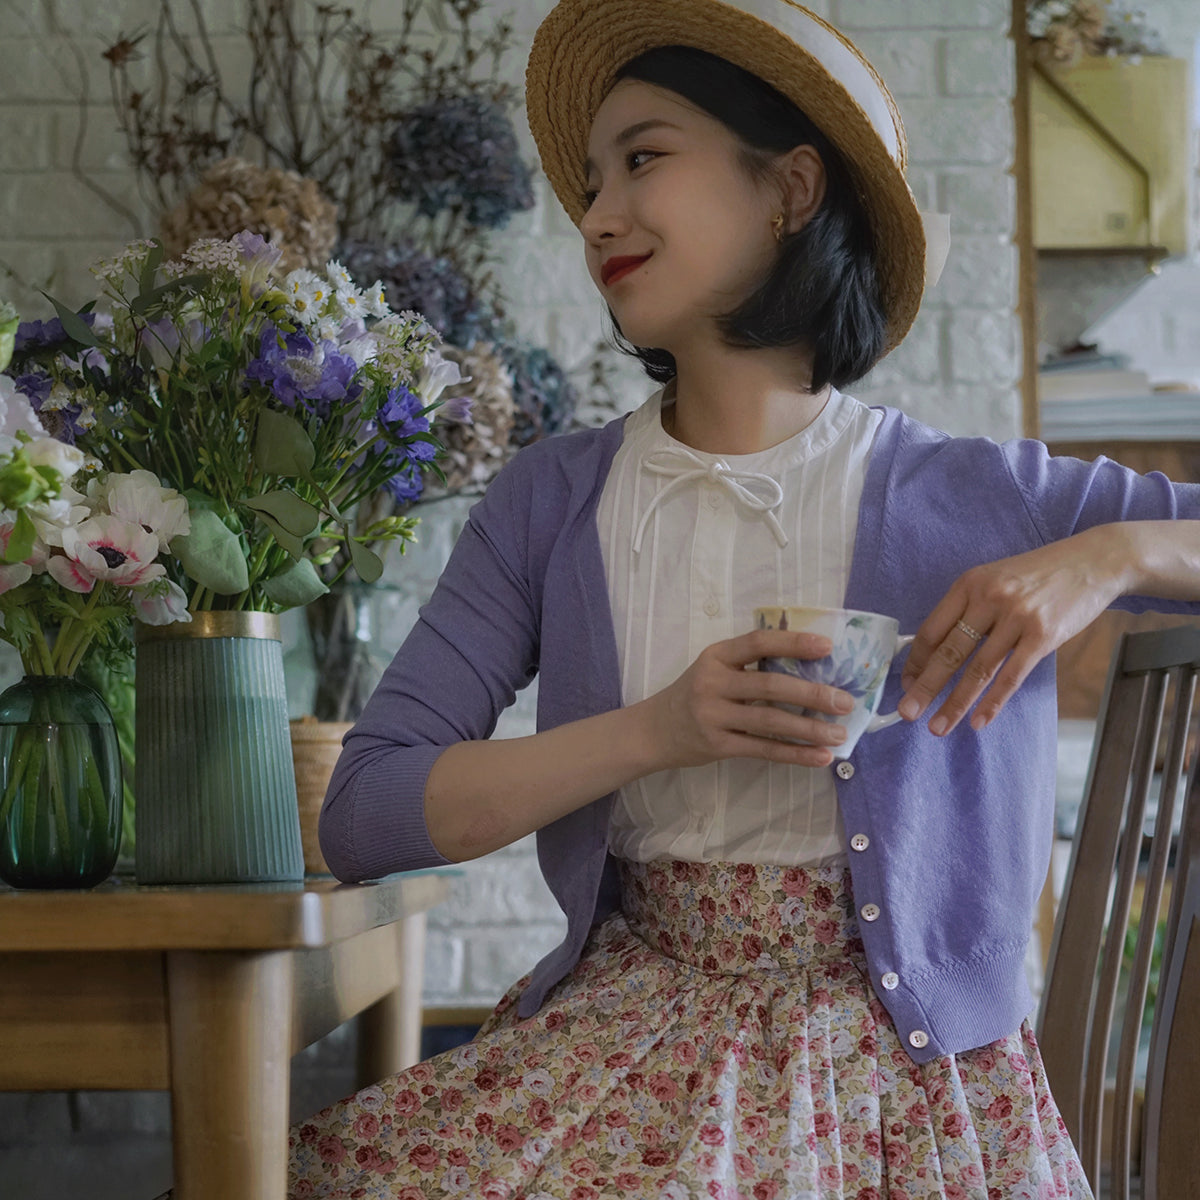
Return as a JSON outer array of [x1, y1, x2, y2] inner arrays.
[[771, 213, 786, 243]]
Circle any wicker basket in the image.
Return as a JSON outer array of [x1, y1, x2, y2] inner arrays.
[[289, 717, 353, 875]]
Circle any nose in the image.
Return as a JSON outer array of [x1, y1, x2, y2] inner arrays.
[[579, 180, 630, 244]]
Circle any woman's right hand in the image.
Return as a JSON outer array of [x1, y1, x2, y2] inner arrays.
[[640, 629, 854, 771]]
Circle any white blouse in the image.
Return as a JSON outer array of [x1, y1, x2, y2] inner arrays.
[[597, 383, 883, 867]]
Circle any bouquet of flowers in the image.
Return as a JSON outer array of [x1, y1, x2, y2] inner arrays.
[[0, 302, 191, 674], [4, 231, 457, 615]]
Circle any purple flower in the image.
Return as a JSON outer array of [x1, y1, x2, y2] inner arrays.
[[245, 326, 361, 416], [15, 312, 95, 354], [383, 461, 425, 504], [11, 370, 51, 407], [440, 394, 474, 424]]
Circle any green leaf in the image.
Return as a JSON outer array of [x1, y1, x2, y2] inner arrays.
[[261, 558, 329, 609], [170, 509, 249, 596], [254, 409, 316, 478], [252, 509, 304, 559], [243, 490, 319, 536], [4, 510, 35, 563], [40, 292, 100, 349], [348, 535, 383, 584], [129, 274, 209, 316], [138, 241, 163, 297]]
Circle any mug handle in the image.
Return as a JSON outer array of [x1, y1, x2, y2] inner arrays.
[[866, 634, 917, 734]]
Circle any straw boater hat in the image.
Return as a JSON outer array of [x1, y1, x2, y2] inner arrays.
[[526, 0, 939, 352]]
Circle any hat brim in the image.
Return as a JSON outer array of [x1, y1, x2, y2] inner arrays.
[[526, 0, 927, 352]]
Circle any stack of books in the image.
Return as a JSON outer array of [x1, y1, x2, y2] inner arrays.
[[1038, 351, 1200, 442]]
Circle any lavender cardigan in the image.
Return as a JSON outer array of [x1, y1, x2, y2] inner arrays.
[[320, 406, 1200, 1063]]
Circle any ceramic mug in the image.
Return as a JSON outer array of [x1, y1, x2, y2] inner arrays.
[[754, 605, 915, 758]]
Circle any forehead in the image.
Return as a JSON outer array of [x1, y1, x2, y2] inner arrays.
[[585, 79, 715, 161]]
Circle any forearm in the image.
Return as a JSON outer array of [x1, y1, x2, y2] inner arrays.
[[424, 700, 664, 863], [1091, 520, 1200, 601]]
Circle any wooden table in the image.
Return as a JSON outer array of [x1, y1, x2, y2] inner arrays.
[[0, 871, 451, 1199]]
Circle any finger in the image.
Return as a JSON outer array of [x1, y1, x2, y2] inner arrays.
[[901, 587, 968, 686], [727, 668, 855, 717], [715, 628, 833, 669], [898, 612, 991, 722], [965, 644, 1045, 732], [724, 698, 849, 749], [925, 627, 1020, 735], [721, 729, 838, 768]]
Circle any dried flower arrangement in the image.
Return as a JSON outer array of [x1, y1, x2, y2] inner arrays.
[[1027, 1, 1166, 66]]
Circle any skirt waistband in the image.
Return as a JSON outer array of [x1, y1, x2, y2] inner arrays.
[[617, 858, 864, 975]]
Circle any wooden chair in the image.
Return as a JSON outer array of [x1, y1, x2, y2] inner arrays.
[[1039, 625, 1200, 1199]]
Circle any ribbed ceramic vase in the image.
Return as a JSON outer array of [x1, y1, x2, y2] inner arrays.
[[134, 612, 303, 884]]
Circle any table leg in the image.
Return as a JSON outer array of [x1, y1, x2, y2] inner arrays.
[[166, 950, 294, 1200], [356, 911, 427, 1086]]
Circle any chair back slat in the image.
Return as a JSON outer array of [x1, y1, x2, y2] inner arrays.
[[1111, 668, 1193, 1198], [1039, 624, 1200, 1198], [1144, 687, 1200, 1199], [1081, 671, 1163, 1186]]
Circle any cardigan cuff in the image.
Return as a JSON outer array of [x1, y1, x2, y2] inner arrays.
[[323, 745, 453, 881]]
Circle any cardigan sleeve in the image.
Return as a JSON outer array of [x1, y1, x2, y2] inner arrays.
[[1001, 437, 1200, 615], [318, 458, 542, 882]]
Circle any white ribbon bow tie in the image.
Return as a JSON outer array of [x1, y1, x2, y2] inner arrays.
[[633, 447, 789, 554]]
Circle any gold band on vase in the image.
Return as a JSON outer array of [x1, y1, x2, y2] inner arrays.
[[136, 610, 281, 643]]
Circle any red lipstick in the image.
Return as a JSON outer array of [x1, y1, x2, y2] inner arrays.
[[601, 254, 652, 286]]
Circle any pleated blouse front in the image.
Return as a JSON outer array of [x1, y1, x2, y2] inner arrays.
[[596, 383, 882, 867]]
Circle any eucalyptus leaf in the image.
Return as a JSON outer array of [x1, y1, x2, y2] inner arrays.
[[138, 241, 163, 297], [170, 509, 249, 595], [243, 490, 319, 536], [348, 536, 383, 584], [261, 558, 329, 609], [40, 293, 100, 349], [254, 409, 316, 478], [252, 509, 304, 559], [130, 274, 210, 316]]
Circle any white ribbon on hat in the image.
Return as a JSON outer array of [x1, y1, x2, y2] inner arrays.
[[633, 447, 789, 554], [921, 211, 952, 289]]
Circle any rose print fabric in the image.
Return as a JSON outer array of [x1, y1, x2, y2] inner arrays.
[[286, 860, 1093, 1199]]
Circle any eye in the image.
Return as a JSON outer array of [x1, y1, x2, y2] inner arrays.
[[627, 149, 658, 172]]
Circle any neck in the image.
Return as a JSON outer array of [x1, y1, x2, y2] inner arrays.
[[664, 343, 830, 455]]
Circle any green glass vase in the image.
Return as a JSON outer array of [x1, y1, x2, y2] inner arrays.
[[0, 674, 123, 889], [134, 611, 303, 884]]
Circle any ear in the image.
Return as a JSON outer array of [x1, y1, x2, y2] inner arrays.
[[779, 144, 827, 234]]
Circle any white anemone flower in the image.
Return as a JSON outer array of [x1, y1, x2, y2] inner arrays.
[[25, 436, 85, 481], [96, 469, 190, 552], [0, 375, 47, 456], [50, 514, 165, 593], [132, 578, 192, 626], [30, 484, 90, 550]]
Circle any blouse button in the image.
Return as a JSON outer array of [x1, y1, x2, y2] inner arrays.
[[860, 903, 881, 922], [908, 1030, 930, 1050], [881, 972, 900, 991], [703, 596, 720, 617], [850, 833, 869, 852], [835, 761, 855, 780], [707, 490, 722, 509]]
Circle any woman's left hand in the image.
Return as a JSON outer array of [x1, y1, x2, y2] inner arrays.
[[897, 526, 1135, 735]]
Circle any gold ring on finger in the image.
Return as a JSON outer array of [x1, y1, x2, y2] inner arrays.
[[955, 619, 984, 642]]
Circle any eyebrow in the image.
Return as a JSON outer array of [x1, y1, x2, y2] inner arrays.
[[583, 119, 683, 178]]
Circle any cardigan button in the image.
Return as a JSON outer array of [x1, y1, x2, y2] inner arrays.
[[908, 1030, 930, 1050], [881, 972, 900, 991], [835, 761, 855, 780], [860, 903, 881, 922], [850, 833, 869, 852]]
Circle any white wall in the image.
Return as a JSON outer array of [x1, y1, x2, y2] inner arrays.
[[0, 0, 1021, 1011]]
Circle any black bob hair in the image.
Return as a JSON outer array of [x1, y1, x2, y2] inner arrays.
[[603, 46, 888, 393]]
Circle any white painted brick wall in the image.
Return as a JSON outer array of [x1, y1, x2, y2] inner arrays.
[[0, 0, 1021, 1018]]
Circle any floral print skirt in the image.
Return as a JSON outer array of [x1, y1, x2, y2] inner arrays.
[[287, 859, 1093, 1199]]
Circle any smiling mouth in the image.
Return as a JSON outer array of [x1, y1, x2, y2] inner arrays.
[[602, 255, 652, 286]]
